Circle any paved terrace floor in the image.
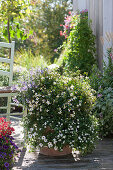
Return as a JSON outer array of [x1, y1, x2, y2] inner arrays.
[[11, 118, 113, 170]]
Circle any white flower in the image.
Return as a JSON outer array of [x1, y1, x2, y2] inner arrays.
[[44, 122, 47, 125], [42, 99, 45, 103], [32, 100, 35, 103], [60, 133, 63, 137], [63, 136, 66, 139], [70, 114, 74, 117], [46, 100, 50, 105], [53, 138, 57, 144], [32, 132, 36, 137], [28, 134, 32, 138], [48, 142, 53, 148], [54, 146, 58, 150], [30, 128, 33, 132], [70, 93, 73, 96], [44, 138, 47, 142], [39, 143, 43, 147], [53, 81, 56, 85], [70, 85, 74, 89], [42, 136, 46, 140]]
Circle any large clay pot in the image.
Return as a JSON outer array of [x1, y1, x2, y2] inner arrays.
[[40, 126, 72, 156], [40, 145, 72, 156]]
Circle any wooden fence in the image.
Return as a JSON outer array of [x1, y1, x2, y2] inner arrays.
[[73, 0, 113, 70]]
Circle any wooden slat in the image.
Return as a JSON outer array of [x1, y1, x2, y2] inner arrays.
[[0, 42, 12, 48], [0, 92, 18, 97], [9, 41, 15, 86], [0, 113, 7, 116], [0, 70, 10, 76], [10, 103, 23, 107], [10, 116, 22, 120], [10, 112, 23, 116], [0, 106, 7, 110], [0, 57, 11, 64]]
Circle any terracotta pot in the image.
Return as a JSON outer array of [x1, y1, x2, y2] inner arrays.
[[40, 126, 72, 156], [40, 145, 72, 156]]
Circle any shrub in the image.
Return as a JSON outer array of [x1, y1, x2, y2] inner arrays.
[[89, 64, 102, 91], [0, 117, 20, 169], [102, 47, 113, 88], [94, 87, 113, 137], [60, 10, 96, 75], [92, 47, 113, 137], [15, 68, 99, 155]]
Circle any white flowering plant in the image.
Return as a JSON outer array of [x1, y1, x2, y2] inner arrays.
[[16, 68, 99, 155]]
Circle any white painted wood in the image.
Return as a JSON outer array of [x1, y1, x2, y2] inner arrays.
[[89, 0, 95, 33], [0, 106, 8, 109], [0, 70, 10, 76], [9, 116, 22, 120], [9, 41, 15, 86], [0, 42, 13, 48], [10, 112, 24, 116], [73, 0, 87, 12], [73, 0, 78, 11], [0, 41, 25, 121], [0, 57, 11, 64], [10, 103, 23, 107], [0, 93, 18, 97], [103, 0, 113, 64], [78, 0, 87, 11]]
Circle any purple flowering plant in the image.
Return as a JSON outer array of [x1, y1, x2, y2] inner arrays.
[[0, 117, 20, 170]]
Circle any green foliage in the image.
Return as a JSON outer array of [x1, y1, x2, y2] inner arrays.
[[62, 11, 96, 75], [89, 64, 102, 91], [14, 49, 49, 70], [25, 0, 72, 63], [102, 48, 113, 88], [94, 87, 113, 137], [0, 64, 9, 86], [16, 69, 98, 155], [0, 0, 30, 42], [91, 47, 113, 137]]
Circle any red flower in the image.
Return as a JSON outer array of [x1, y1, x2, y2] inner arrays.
[[0, 117, 15, 137], [60, 31, 63, 36]]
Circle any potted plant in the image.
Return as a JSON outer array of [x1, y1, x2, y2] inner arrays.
[[0, 117, 20, 169], [15, 68, 99, 156]]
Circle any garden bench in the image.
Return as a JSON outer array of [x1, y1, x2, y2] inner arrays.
[[0, 41, 26, 121]]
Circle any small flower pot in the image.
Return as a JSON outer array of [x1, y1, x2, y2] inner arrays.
[[40, 145, 72, 156]]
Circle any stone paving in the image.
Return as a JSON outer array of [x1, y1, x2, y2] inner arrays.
[[11, 119, 113, 170]]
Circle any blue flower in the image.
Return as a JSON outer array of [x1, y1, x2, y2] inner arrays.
[[3, 145, 9, 149], [4, 162, 9, 168]]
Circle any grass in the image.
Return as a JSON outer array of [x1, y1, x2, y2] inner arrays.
[[14, 49, 49, 70]]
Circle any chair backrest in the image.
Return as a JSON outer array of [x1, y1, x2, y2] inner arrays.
[[0, 41, 15, 86]]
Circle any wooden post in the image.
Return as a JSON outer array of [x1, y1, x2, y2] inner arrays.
[[103, 0, 113, 65]]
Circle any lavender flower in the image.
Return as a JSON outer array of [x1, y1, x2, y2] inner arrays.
[[97, 94, 102, 98]]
